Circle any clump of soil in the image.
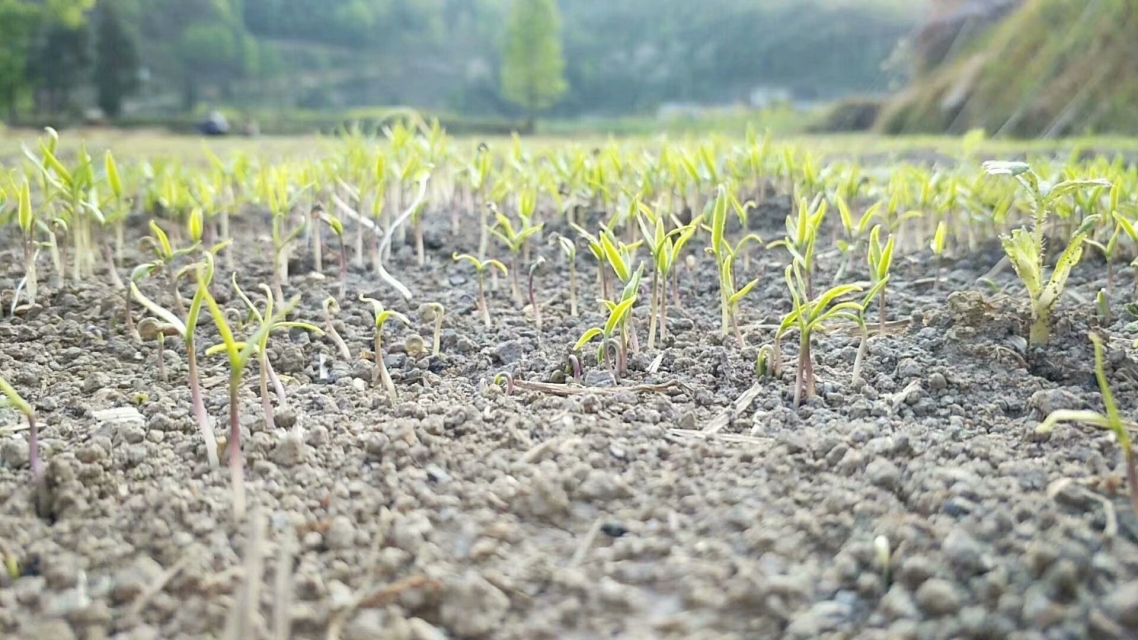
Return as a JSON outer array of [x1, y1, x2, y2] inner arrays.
[[1, 203, 1137, 639]]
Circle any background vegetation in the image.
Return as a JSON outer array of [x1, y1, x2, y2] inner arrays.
[[0, 0, 921, 129]]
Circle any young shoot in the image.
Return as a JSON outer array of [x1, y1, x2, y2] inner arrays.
[[930, 220, 948, 291], [708, 185, 763, 344], [489, 204, 543, 305], [775, 263, 864, 406], [132, 258, 220, 471], [453, 253, 507, 329], [359, 295, 412, 405], [322, 297, 352, 361], [1037, 334, 1137, 512], [137, 318, 179, 382], [418, 302, 445, 357], [555, 235, 580, 317], [867, 225, 896, 335], [528, 257, 545, 333], [16, 181, 37, 305], [574, 286, 639, 379], [638, 203, 701, 348], [232, 275, 323, 432], [983, 161, 1109, 345], [0, 375, 47, 516], [199, 268, 301, 519]]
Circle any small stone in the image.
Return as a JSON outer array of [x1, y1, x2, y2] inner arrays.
[[1105, 580, 1138, 628], [23, 620, 75, 640], [928, 372, 947, 391], [272, 432, 306, 467], [112, 556, 165, 604], [1022, 585, 1065, 629], [583, 369, 615, 388], [439, 572, 510, 638], [943, 528, 991, 576], [866, 458, 900, 490], [1, 438, 30, 468], [896, 359, 922, 379], [493, 340, 524, 364], [275, 409, 297, 430], [325, 516, 356, 550], [836, 449, 866, 476], [408, 617, 447, 640], [1029, 388, 1084, 417], [786, 600, 853, 637], [274, 346, 308, 374], [880, 584, 918, 620], [915, 579, 961, 616]]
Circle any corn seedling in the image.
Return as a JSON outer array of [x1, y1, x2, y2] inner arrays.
[[132, 258, 221, 471], [322, 298, 352, 361], [418, 303, 445, 357], [638, 203, 701, 348], [200, 268, 301, 518], [256, 166, 310, 306], [0, 375, 46, 516], [453, 253, 507, 329], [771, 195, 827, 299], [776, 263, 865, 406], [489, 204, 543, 305], [555, 235, 580, 317], [16, 180, 37, 305], [983, 161, 1109, 345], [232, 275, 323, 432], [359, 295, 411, 405], [867, 225, 896, 335], [931, 220, 948, 291], [528, 256, 545, 332], [710, 192, 764, 345], [1037, 334, 1137, 512], [575, 280, 639, 379]]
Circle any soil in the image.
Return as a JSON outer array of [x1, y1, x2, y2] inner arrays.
[[2, 197, 1138, 640]]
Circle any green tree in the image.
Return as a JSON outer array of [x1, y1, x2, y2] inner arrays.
[[499, 0, 567, 129], [94, 0, 140, 118], [0, 1, 39, 123]]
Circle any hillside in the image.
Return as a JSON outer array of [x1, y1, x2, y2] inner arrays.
[[878, 0, 1138, 137]]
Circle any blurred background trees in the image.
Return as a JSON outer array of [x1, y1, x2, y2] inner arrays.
[[0, 0, 923, 125]]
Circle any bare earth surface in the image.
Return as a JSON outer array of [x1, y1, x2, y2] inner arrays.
[[2, 201, 1138, 639]]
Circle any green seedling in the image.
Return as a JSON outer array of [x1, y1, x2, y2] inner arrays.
[[200, 266, 300, 519], [931, 220, 948, 291], [359, 295, 412, 405], [1097, 290, 1113, 327], [639, 203, 701, 348], [15, 181, 37, 305], [1086, 185, 1126, 293], [867, 225, 896, 335], [771, 195, 827, 298], [132, 258, 220, 471], [314, 203, 348, 298], [775, 263, 864, 406], [555, 235, 580, 317], [0, 375, 47, 516], [138, 220, 199, 316], [489, 204, 543, 305], [1037, 334, 1137, 512], [232, 275, 322, 432], [528, 257, 545, 333], [984, 160, 1108, 345], [851, 278, 890, 382], [707, 185, 763, 344], [322, 298, 352, 361], [453, 253, 508, 329], [418, 303, 445, 357], [575, 293, 638, 379]]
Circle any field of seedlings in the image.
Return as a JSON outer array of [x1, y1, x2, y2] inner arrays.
[[2, 123, 1138, 639]]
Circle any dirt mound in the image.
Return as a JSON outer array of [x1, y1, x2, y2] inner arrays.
[[879, 0, 1138, 137]]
